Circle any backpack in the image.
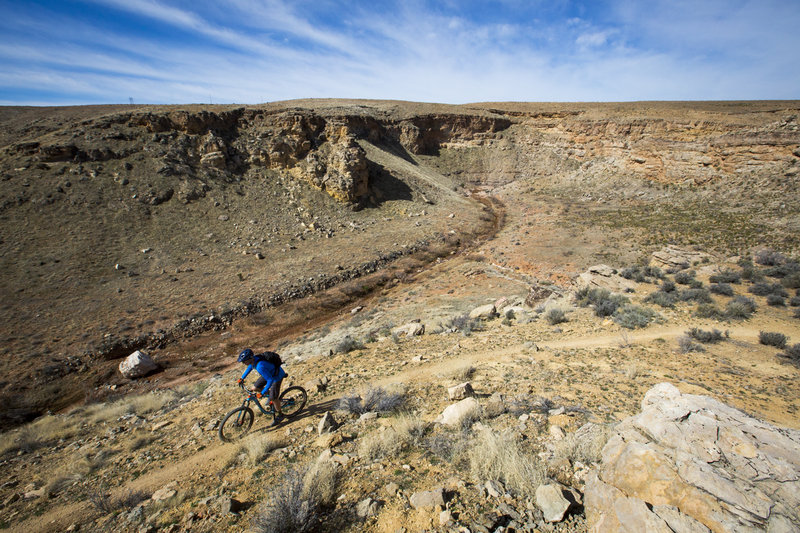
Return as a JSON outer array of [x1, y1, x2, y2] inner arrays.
[[256, 351, 282, 377]]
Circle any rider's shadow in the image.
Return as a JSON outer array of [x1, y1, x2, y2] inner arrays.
[[251, 398, 340, 436]]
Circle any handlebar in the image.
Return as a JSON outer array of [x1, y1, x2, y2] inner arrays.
[[237, 382, 269, 402]]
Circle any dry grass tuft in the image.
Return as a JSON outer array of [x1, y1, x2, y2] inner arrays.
[[358, 414, 426, 460], [467, 429, 544, 498], [552, 423, 614, 465], [241, 434, 288, 466], [81, 391, 178, 425], [448, 364, 476, 382], [303, 459, 339, 506], [0, 414, 78, 456]]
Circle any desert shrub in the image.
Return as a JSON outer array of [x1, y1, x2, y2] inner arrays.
[[749, 282, 788, 297], [740, 263, 764, 282], [688, 279, 704, 289], [674, 270, 696, 285], [445, 314, 483, 336], [251, 469, 319, 533], [621, 266, 646, 282], [467, 429, 544, 498], [755, 249, 787, 266], [88, 485, 147, 514], [759, 331, 788, 349], [593, 298, 620, 317], [779, 344, 800, 366], [709, 269, 741, 284], [660, 280, 677, 293], [789, 296, 800, 307], [621, 265, 663, 283], [795, 307, 800, 319], [575, 287, 629, 317], [644, 291, 677, 308], [764, 261, 800, 278], [678, 288, 712, 303], [613, 305, 658, 329], [678, 335, 705, 353], [725, 296, 757, 319], [694, 304, 726, 320], [545, 308, 567, 325], [782, 272, 800, 289], [337, 386, 405, 415], [688, 328, 724, 343], [334, 336, 364, 354], [645, 266, 665, 279], [710, 283, 734, 296], [766, 295, 785, 306]]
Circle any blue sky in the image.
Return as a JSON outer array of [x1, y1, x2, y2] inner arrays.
[[0, 0, 798, 105]]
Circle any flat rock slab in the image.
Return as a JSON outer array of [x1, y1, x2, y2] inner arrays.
[[410, 488, 445, 509], [535, 484, 570, 523], [586, 382, 800, 532]]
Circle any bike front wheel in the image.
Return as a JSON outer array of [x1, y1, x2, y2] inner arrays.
[[218, 406, 254, 442], [279, 386, 307, 418]]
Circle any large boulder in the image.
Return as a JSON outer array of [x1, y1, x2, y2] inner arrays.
[[585, 383, 800, 532], [119, 350, 159, 379]]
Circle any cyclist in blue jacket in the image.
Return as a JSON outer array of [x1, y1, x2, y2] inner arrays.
[[237, 348, 287, 426]]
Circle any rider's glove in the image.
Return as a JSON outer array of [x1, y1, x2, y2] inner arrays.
[[237, 378, 243, 385], [256, 392, 263, 399]]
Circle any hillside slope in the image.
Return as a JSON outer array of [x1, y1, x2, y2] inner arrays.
[[0, 99, 798, 427]]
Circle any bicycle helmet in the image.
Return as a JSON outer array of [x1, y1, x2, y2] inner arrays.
[[237, 348, 254, 363]]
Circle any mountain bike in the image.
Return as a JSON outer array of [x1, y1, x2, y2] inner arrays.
[[218, 383, 307, 442]]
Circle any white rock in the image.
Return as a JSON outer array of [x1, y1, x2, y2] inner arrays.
[[119, 350, 159, 379], [318, 411, 337, 435], [151, 487, 176, 501], [448, 382, 475, 401], [409, 488, 445, 509], [536, 484, 571, 523], [356, 497, 381, 517], [392, 322, 425, 337], [549, 425, 566, 440], [436, 397, 480, 427], [469, 304, 497, 319]]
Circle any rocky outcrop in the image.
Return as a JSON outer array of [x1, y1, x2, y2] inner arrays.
[[586, 383, 800, 532], [651, 245, 713, 271], [576, 265, 637, 293]]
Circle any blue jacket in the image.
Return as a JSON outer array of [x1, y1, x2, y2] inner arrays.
[[241, 358, 287, 396]]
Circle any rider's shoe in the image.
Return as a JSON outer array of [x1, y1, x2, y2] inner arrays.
[[271, 415, 283, 427]]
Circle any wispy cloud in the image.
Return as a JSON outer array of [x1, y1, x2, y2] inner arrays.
[[0, 0, 797, 105]]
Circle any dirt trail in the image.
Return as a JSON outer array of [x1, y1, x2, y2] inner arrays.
[[372, 325, 765, 389]]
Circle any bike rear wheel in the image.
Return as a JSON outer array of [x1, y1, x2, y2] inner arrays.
[[279, 386, 307, 418], [218, 406, 254, 442]]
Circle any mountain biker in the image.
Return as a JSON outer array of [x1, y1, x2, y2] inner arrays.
[[237, 348, 287, 426]]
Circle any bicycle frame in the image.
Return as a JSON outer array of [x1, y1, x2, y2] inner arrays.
[[238, 384, 277, 416]]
